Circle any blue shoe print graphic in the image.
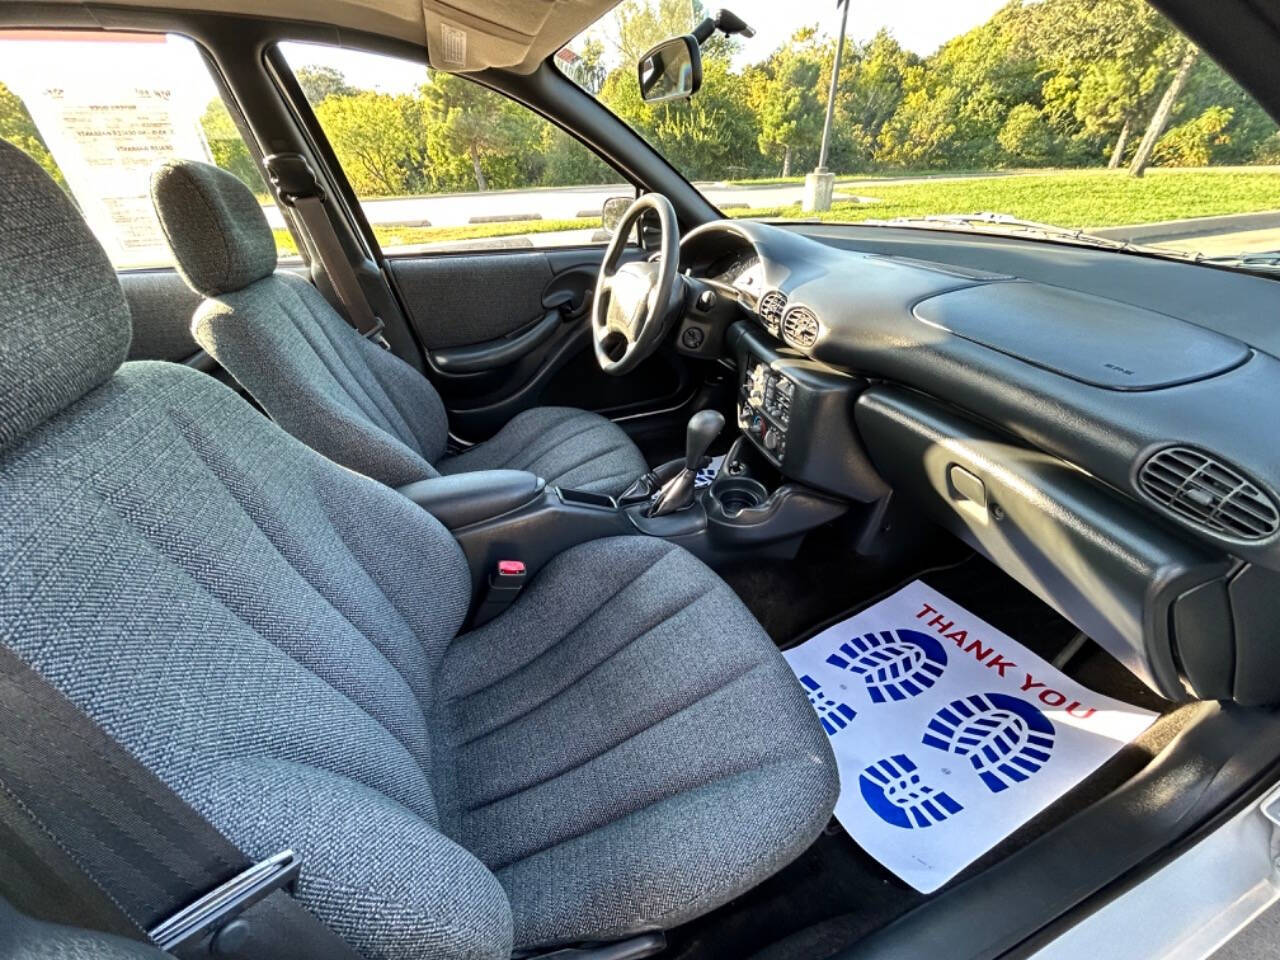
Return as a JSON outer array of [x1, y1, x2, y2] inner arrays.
[[859, 753, 963, 829], [799, 674, 857, 735], [922, 692, 1056, 793], [826, 629, 948, 703]]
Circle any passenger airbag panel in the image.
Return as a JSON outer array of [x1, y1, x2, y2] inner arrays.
[[856, 386, 1233, 700], [913, 281, 1250, 390]]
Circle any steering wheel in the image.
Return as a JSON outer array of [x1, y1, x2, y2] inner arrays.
[[592, 193, 681, 376]]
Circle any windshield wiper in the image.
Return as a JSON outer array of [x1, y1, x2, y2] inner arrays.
[[1198, 251, 1280, 273], [865, 211, 1192, 259]]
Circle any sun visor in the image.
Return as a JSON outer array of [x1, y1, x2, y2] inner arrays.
[[422, 0, 615, 73]]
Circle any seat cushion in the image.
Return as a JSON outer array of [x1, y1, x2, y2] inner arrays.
[[437, 406, 647, 496], [0, 361, 510, 960], [434, 537, 839, 950]]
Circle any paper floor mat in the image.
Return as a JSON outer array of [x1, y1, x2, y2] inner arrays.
[[784, 579, 1157, 893]]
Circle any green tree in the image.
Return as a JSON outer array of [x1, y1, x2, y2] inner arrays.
[[0, 82, 65, 189], [558, 36, 608, 95], [200, 99, 262, 190], [1034, 0, 1174, 167], [295, 65, 358, 104], [1153, 104, 1234, 166], [315, 90, 427, 195], [419, 72, 540, 191], [876, 1, 1042, 169], [1172, 56, 1278, 163], [538, 125, 615, 186], [827, 30, 916, 171], [750, 30, 823, 176], [997, 103, 1055, 164]]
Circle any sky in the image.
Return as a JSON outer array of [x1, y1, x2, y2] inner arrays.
[[0, 1, 1014, 103], [721, 0, 1012, 66]]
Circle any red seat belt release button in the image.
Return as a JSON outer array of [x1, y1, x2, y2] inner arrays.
[[474, 560, 526, 628]]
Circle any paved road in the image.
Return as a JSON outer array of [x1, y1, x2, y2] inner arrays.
[[1213, 901, 1280, 960], [262, 175, 1280, 260], [263, 179, 879, 231]]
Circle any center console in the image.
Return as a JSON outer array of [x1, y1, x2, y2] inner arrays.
[[727, 321, 889, 503], [740, 358, 794, 464], [398, 326, 890, 625]]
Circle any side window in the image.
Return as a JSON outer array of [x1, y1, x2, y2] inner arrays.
[[0, 30, 293, 270], [278, 42, 632, 254]]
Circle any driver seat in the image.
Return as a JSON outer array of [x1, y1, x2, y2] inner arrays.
[[149, 160, 647, 495]]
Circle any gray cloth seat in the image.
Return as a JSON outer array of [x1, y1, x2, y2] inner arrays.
[[149, 159, 647, 494], [0, 138, 838, 958]]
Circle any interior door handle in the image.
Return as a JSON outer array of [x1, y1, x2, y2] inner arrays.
[[431, 310, 561, 374]]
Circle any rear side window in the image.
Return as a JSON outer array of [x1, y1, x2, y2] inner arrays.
[[0, 30, 293, 270], [278, 41, 632, 255]]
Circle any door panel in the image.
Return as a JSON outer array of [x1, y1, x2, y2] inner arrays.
[[386, 247, 695, 442], [388, 251, 557, 350]]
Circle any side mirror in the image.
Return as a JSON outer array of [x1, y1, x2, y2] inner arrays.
[[601, 195, 633, 234], [637, 35, 702, 104]]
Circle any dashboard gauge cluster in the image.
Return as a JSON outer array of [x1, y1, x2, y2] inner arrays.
[[709, 250, 764, 297]]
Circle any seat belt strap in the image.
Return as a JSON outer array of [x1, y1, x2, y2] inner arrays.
[[265, 152, 390, 349], [0, 644, 361, 960]]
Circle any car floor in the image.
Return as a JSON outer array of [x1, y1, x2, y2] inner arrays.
[[668, 528, 1191, 960]]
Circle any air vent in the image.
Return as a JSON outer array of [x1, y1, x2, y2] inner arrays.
[[758, 290, 787, 334], [1138, 447, 1279, 540], [781, 306, 820, 348]]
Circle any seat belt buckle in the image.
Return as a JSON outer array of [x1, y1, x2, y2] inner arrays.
[[148, 849, 301, 955], [473, 560, 526, 627]]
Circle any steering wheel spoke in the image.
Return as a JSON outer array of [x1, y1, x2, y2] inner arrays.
[[592, 194, 680, 376]]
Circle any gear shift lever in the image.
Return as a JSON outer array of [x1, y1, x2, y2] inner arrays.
[[648, 409, 724, 517]]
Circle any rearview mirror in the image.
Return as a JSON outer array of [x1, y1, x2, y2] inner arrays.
[[637, 36, 702, 103]]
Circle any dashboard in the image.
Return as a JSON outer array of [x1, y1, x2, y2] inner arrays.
[[676, 218, 1280, 706]]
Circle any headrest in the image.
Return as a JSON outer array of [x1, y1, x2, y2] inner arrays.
[[0, 139, 131, 451], [151, 160, 277, 298]]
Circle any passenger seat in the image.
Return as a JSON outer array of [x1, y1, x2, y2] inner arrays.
[[0, 138, 837, 958]]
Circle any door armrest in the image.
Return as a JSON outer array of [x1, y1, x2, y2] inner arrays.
[[397, 470, 545, 529]]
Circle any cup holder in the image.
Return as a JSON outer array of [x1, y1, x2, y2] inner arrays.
[[709, 476, 770, 517]]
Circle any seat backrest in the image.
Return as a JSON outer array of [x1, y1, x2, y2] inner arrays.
[[0, 140, 512, 959], [150, 160, 449, 487]]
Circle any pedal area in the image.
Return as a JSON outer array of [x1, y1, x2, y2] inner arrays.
[[785, 579, 1158, 893]]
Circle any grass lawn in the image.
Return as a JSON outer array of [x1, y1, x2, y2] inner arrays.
[[742, 168, 1280, 228], [724, 169, 1012, 186]]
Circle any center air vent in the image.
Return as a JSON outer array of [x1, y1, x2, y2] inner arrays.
[[1138, 446, 1279, 540], [758, 290, 787, 335], [781, 306, 820, 348]]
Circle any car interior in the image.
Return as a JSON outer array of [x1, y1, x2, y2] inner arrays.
[[3, 1, 1280, 960]]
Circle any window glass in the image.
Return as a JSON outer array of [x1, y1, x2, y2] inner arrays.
[[0, 30, 292, 270], [562, 0, 1280, 267], [278, 41, 632, 254]]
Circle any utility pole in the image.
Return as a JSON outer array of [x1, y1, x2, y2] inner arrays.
[[804, 0, 850, 212]]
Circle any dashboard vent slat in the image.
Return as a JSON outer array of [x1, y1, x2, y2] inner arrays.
[[1138, 446, 1278, 541], [781, 306, 820, 348], [758, 290, 787, 335]]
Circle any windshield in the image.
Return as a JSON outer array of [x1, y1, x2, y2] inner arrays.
[[561, 0, 1280, 267]]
